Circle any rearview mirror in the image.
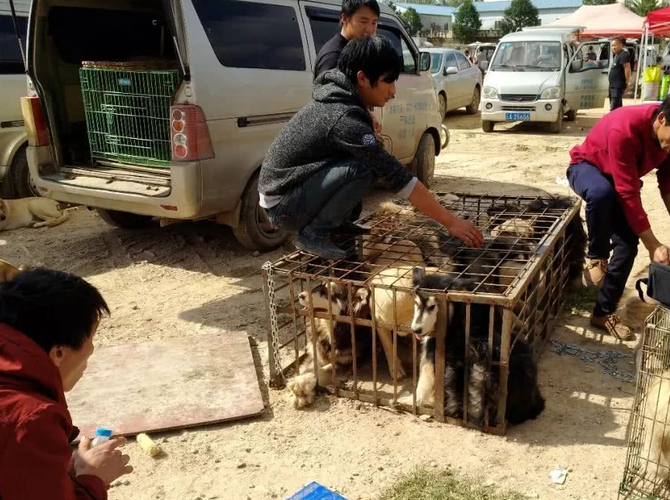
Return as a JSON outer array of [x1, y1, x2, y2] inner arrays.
[[420, 52, 431, 72], [445, 66, 458, 76]]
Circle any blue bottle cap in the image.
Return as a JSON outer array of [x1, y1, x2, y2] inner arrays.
[[95, 428, 113, 437]]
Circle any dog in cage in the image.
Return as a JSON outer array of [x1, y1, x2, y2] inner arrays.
[[640, 369, 670, 484], [411, 268, 545, 426], [286, 281, 372, 408]]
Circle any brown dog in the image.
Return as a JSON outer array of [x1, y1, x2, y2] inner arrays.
[[0, 259, 21, 282]]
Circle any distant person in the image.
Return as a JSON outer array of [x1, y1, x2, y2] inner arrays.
[[585, 45, 597, 61], [567, 98, 670, 341], [313, 0, 380, 79], [609, 36, 632, 111], [0, 269, 132, 500], [464, 48, 473, 62]]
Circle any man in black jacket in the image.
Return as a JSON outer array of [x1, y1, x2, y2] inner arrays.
[[259, 36, 483, 259]]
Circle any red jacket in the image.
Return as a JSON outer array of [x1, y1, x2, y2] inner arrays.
[[570, 103, 670, 234], [0, 323, 106, 500]]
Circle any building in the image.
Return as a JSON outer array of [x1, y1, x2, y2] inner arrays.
[[393, 0, 583, 38]]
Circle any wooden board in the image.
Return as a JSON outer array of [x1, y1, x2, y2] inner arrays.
[[68, 331, 264, 439]]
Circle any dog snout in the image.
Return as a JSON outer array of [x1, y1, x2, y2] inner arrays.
[[412, 326, 422, 335], [0, 214, 5, 221]]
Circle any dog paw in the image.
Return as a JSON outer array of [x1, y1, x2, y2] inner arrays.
[[416, 382, 434, 407], [287, 373, 317, 409]]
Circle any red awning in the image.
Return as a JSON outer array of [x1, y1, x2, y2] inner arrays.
[[648, 6, 670, 36]]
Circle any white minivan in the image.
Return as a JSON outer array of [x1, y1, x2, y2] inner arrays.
[[22, 0, 442, 252], [480, 27, 612, 133]]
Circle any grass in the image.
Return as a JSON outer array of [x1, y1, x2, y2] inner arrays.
[[378, 469, 528, 500], [564, 286, 598, 316]]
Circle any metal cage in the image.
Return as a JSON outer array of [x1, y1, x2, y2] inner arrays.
[[620, 306, 670, 499], [263, 193, 582, 434]]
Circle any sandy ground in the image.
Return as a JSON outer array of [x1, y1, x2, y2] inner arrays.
[[2, 99, 668, 500]]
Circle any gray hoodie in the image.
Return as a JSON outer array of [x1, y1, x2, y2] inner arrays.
[[258, 70, 416, 201]]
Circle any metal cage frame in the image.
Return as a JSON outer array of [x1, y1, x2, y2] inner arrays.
[[263, 193, 582, 434]]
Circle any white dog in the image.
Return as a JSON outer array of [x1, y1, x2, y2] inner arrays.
[[0, 197, 69, 232]]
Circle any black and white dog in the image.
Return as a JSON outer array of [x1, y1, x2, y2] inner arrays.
[[411, 268, 545, 426]]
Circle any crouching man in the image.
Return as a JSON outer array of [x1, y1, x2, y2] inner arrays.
[[259, 35, 483, 259], [568, 98, 670, 341], [0, 269, 132, 499]]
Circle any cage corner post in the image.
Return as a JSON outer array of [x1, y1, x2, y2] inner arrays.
[[262, 262, 284, 389], [433, 296, 447, 423]]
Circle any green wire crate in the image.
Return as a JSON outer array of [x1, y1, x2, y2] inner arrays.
[[80, 63, 180, 168]]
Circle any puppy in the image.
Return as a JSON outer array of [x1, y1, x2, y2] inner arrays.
[[0, 197, 69, 232], [0, 259, 21, 282]]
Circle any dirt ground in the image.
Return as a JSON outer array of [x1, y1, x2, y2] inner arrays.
[[3, 99, 667, 500]]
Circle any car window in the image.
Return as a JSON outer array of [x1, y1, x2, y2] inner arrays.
[[305, 8, 339, 54], [0, 15, 27, 75], [377, 25, 417, 73], [430, 53, 442, 75], [193, 0, 306, 71], [455, 52, 470, 70], [444, 53, 458, 72]]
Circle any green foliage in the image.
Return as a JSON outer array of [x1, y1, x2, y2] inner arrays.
[[626, 0, 662, 16], [498, 0, 540, 36], [401, 7, 423, 36], [453, 0, 482, 43]]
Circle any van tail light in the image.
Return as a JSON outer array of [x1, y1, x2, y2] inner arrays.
[[170, 105, 214, 162], [21, 97, 49, 146]]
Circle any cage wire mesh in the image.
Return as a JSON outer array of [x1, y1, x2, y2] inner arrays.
[[620, 306, 670, 499], [80, 61, 180, 168], [263, 193, 583, 434]]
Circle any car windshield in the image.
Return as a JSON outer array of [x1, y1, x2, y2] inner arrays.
[[431, 53, 442, 74], [491, 41, 562, 72]]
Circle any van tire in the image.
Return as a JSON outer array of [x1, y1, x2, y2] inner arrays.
[[232, 172, 289, 252], [410, 133, 435, 189], [438, 93, 447, 118], [565, 109, 577, 121], [482, 120, 494, 133], [10, 147, 40, 199], [549, 107, 563, 134], [96, 209, 157, 229]]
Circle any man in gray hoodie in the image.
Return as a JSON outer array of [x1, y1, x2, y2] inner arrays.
[[259, 35, 483, 259]]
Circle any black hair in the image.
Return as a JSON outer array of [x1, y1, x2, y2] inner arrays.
[[655, 95, 670, 121], [341, 0, 380, 18], [613, 36, 626, 46], [0, 268, 109, 353], [338, 35, 401, 86]]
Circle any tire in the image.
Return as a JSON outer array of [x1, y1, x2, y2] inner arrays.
[[565, 109, 577, 122], [440, 124, 450, 149], [96, 209, 157, 229], [232, 172, 289, 252], [410, 133, 436, 189], [482, 120, 494, 133], [466, 87, 481, 115], [549, 106, 563, 134], [10, 147, 40, 199], [438, 93, 447, 118]]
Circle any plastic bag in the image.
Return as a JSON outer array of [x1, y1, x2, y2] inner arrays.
[[645, 66, 662, 83]]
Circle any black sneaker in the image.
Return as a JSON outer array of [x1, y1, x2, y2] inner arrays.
[[333, 221, 371, 235], [296, 233, 348, 260]]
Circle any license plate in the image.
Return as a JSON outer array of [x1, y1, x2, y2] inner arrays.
[[505, 112, 531, 121]]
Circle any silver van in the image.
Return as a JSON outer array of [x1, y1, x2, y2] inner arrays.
[[22, 0, 442, 251], [0, 0, 34, 198]]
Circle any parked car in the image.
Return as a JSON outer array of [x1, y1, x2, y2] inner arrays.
[[0, 1, 34, 198], [22, 0, 442, 252], [480, 27, 612, 133], [426, 48, 482, 117]]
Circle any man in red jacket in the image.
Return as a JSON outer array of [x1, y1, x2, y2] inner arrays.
[[0, 269, 132, 500], [568, 99, 670, 341]]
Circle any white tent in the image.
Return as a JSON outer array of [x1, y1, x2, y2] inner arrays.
[[545, 4, 644, 39]]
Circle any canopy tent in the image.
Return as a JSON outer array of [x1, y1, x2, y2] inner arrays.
[[647, 6, 670, 36], [545, 4, 644, 38]]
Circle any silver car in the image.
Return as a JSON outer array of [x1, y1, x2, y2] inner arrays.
[[427, 48, 483, 117]]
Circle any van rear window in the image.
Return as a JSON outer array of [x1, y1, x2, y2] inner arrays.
[[0, 15, 27, 75], [193, 0, 306, 72]]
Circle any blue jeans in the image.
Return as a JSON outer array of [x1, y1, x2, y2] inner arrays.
[[567, 161, 639, 316], [609, 86, 624, 111], [267, 161, 375, 237]]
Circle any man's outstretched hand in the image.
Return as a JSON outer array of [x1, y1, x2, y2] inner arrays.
[[447, 218, 484, 248], [652, 244, 670, 265]]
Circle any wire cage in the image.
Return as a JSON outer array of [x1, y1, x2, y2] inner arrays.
[[619, 306, 670, 499], [263, 193, 583, 434], [80, 61, 180, 168]]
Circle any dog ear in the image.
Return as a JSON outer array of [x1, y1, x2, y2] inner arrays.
[[355, 287, 370, 303], [412, 267, 425, 287], [450, 277, 478, 292]]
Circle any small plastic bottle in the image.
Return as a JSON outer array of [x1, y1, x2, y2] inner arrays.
[[91, 427, 113, 447]]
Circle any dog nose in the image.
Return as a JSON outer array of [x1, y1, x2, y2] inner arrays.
[[0, 215, 5, 221], [412, 327, 422, 335], [298, 292, 307, 301]]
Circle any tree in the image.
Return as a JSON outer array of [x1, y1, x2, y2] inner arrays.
[[626, 0, 661, 16], [583, 0, 615, 5], [401, 7, 423, 36], [441, 0, 464, 6], [452, 0, 482, 43], [387, 1, 397, 12], [498, 0, 540, 36]]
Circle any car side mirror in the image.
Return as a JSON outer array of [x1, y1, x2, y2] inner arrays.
[[419, 52, 431, 72], [445, 66, 458, 76]]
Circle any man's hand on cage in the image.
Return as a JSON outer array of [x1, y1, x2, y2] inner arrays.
[[447, 219, 484, 248], [652, 244, 670, 265]]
